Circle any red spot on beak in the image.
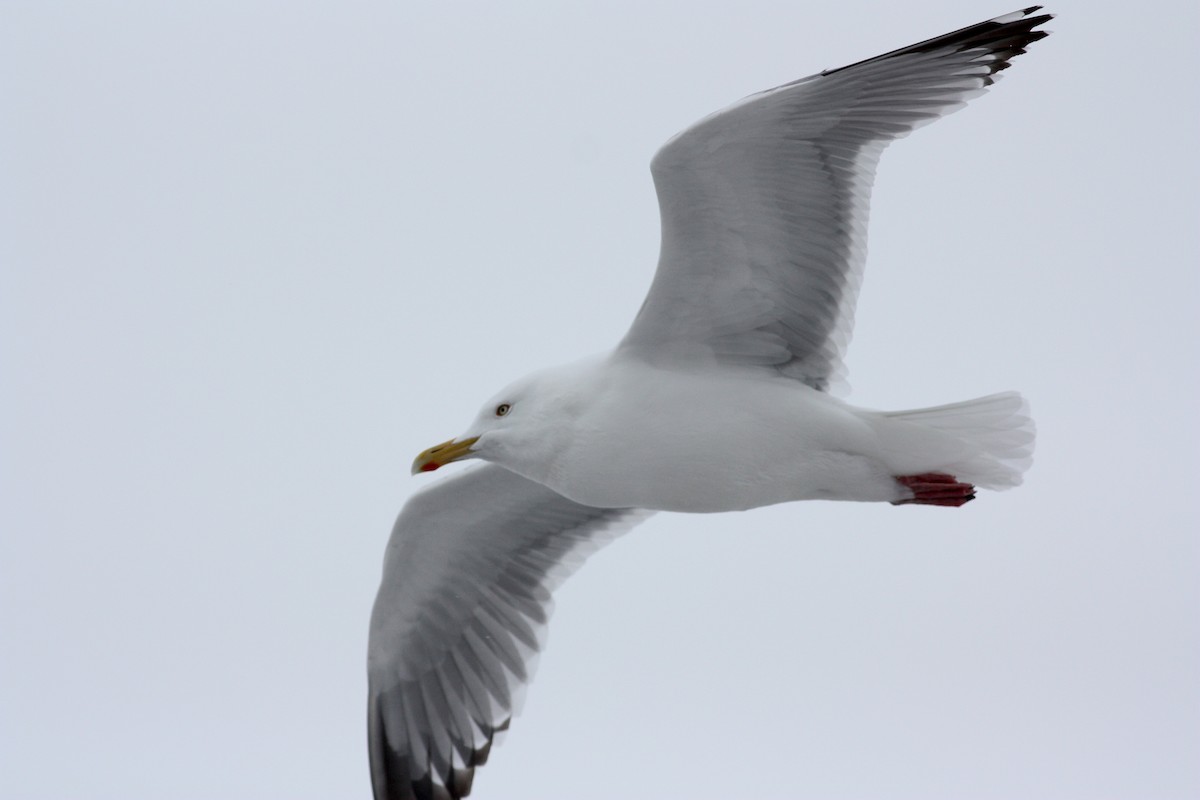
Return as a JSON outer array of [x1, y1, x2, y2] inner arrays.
[[420, 462, 440, 472]]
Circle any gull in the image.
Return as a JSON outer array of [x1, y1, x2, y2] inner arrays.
[[368, 8, 1050, 799]]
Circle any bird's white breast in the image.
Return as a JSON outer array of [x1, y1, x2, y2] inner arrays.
[[541, 356, 900, 512]]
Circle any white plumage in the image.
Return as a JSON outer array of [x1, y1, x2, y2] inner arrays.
[[369, 8, 1050, 799]]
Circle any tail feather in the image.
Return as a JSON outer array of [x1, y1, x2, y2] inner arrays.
[[878, 391, 1035, 491]]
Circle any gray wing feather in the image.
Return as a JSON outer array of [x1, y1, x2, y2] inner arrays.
[[368, 464, 652, 800], [620, 7, 1051, 392]]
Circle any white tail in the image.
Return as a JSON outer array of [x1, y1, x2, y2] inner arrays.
[[875, 392, 1035, 490]]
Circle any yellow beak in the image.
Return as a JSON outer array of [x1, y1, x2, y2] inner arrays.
[[411, 436, 480, 475]]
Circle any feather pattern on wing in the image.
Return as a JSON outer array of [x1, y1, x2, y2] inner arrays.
[[367, 464, 652, 800], [620, 7, 1051, 392]]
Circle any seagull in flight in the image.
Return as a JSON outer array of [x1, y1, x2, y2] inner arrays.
[[368, 8, 1050, 798]]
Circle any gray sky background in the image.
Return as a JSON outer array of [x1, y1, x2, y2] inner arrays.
[[2, 1, 1197, 798]]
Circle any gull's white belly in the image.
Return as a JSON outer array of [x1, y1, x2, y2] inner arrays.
[[544, 362, 904, 512]]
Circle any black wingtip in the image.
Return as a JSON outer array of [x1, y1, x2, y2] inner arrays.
[[822, 7, 1053, 80], [369, 695, 506, 800]]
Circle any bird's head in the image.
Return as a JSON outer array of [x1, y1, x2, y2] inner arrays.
[[410, 360, 596, 479]]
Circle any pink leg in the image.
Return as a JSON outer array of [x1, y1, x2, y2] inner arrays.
[[891, 472, 976, 507]]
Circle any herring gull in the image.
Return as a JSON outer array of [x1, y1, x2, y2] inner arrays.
[[369, 8, 1049, 798]]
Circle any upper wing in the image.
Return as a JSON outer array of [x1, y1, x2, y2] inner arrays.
[[619, 7, 1051, 392], [367, 463, 653, 800]]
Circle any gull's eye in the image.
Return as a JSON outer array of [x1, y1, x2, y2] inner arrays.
[[495, 403, 511, 417]]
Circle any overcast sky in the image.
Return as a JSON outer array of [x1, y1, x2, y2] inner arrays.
[[2, 1, 1198, 798]]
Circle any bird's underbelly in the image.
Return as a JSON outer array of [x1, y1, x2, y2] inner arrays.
[[555, 449, 901, 512], [545, 382, 904, 512]]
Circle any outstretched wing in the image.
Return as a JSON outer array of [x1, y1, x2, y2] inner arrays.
[[367, 464, 653, 800], [619, 7, 1051, 392]]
